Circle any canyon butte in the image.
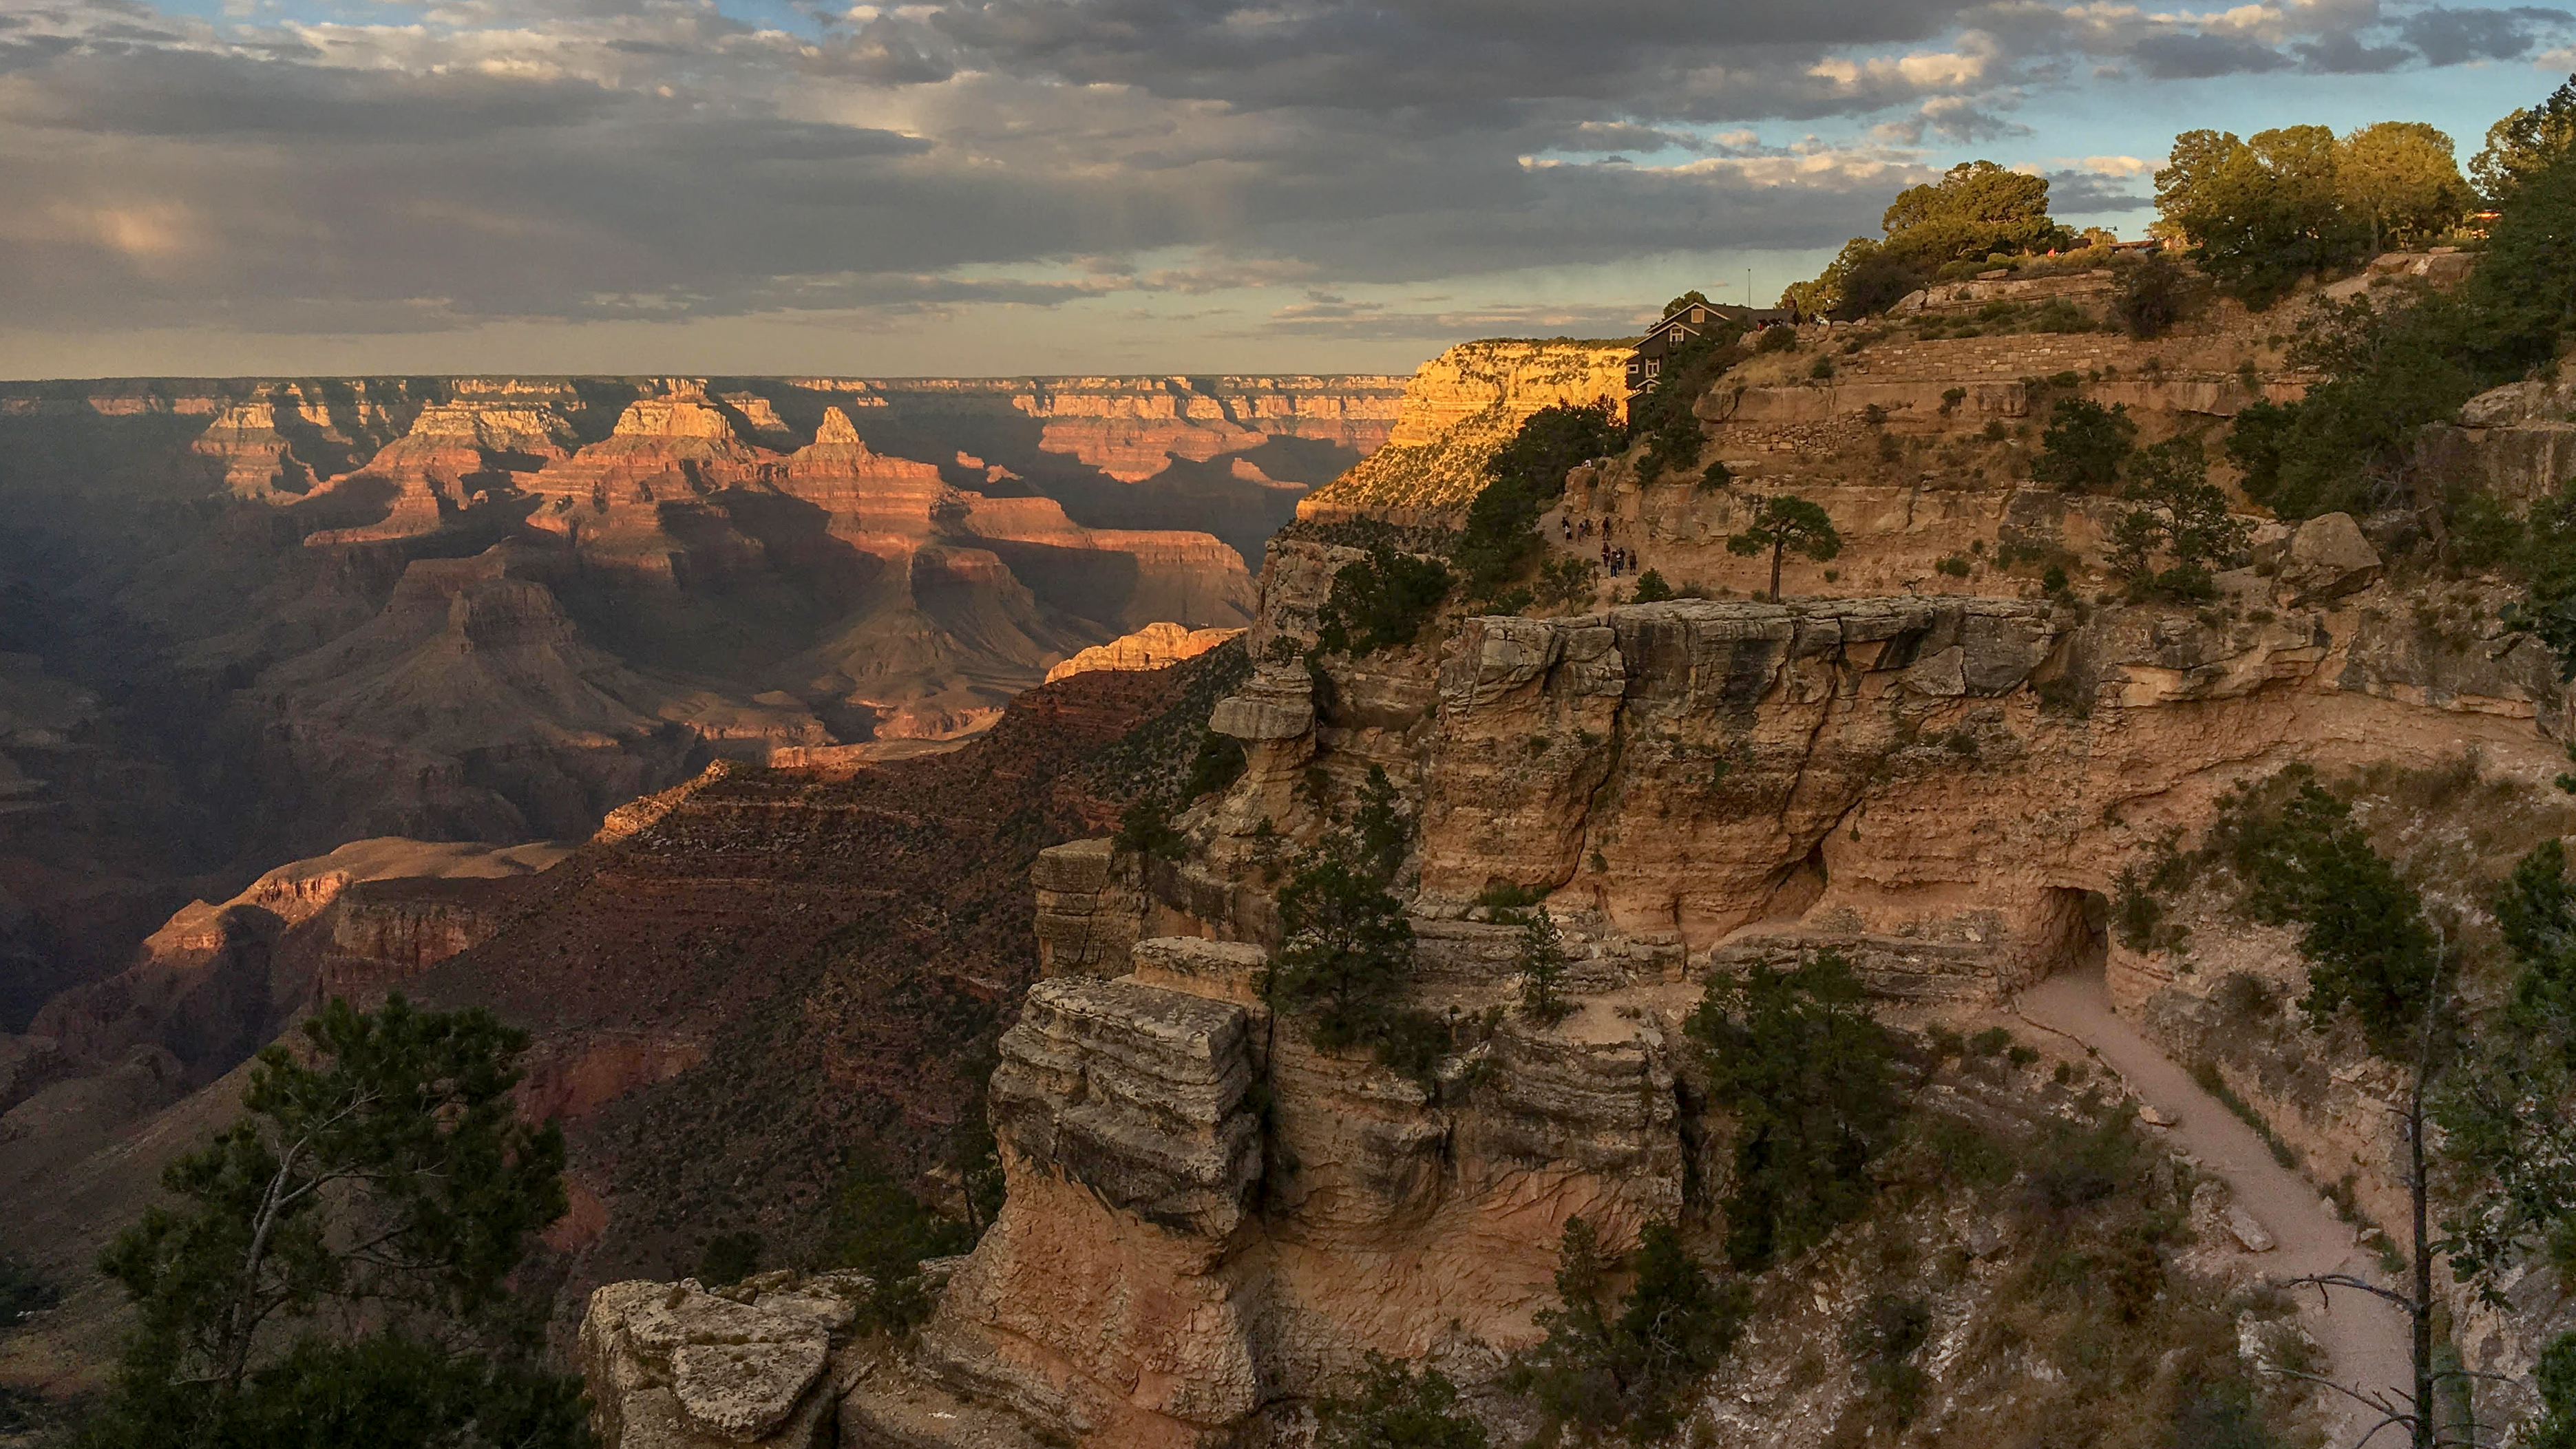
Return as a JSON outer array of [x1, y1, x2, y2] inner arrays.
[[14, 264, 2576, 1449]]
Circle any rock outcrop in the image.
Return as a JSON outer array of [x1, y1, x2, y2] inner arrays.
[[581, 1273, 874, 1449], [1295, 341, 1631, 525], [1043, 622, 1245, 683]]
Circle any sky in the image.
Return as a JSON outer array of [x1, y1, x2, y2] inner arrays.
[[1, 0, 2573, 379]]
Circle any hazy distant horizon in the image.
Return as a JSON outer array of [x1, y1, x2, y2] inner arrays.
[[3, 0, 2569, 378]]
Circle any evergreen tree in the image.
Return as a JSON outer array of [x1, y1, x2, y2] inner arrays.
[[1510, 1218, 1746, 1443], [2107, 438, 2251, 598], [1514, 908, 1572, 1027], [2473, 73, 2576, 203], [1271, 836, 1416, 1052], [2031, 397, 2138, 491], [1313, 1353, 1488, 1449], [82, 996, 584, 1449], [1687, 952, 1906, 1270], [1726, 495, 1842, 601]]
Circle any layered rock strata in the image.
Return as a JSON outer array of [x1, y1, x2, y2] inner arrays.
[[1294, 341, 1631, 525]]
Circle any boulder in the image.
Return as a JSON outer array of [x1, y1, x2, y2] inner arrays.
[[1208, 666, 1316, 741], [2224, 1205, 2277, 1254], [580, 1276, 873, 1449], [2277, 513, 2383, 604]]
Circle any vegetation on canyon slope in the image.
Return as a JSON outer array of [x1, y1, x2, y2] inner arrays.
[[78, 996, 584, 1449]]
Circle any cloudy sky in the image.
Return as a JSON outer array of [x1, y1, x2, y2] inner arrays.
[[1, 0, 2570, 378]]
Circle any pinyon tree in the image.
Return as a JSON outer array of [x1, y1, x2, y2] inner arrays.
[[81, 995, 584, 1449]]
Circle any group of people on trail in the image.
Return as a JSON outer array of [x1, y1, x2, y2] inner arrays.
[[1556, 512, 1638, 578]]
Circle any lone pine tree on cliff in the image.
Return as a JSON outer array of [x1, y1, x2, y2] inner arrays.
[[80, 995, 584, 1449], [1727, 494, 1842, 600]]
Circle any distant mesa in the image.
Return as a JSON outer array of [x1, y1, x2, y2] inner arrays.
[[1044, 622, 1247, 684], [1295, 339, 1630, 527]]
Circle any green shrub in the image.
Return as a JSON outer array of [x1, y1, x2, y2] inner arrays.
[[1968, 1026, 2012, 1056], [825, 1156, 976, 1332], [1317, 543, 1451, 655], [1847, 1294, 1933, 1430], [1630, 568, 1675, 602], [2110, 438, 2250, 599], [1936, 555, 1972, 578], [1314, 1353, 1488, 1449], [2033, 297, 2095, 334], [2210, 769, 2438, 1057], [695, 1231, 763, 1287], [1689, 952, 1908, 1269], [1114, 796, 1186, 860], [2111, 251, 2189, 339], [1510, 1218, 1748, 1443], [2522, 1332, 2576, 1449], [1533, 555, 1598, 609], [1756, 326, 1798, 354], [1182, 730, 1246, 801], [1808, 355, 1837, 380], [1453, 401, 1626, 606], [2031, 397, 2137, 491], [2226, 290, 2481, 521]]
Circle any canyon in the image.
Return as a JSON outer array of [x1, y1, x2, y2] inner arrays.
[[16, 261, 2576, 1448], [0, 372, 1401, 1027], [569, 270, 2576, 1448]]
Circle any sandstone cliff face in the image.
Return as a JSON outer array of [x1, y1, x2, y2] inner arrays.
[[878, 933, 1685, 1448], [25, 835, 564, 1086], [1295, 341, 1631, 525], [1043, 622, 1245, 684], [843, 496, 2576, 1446]]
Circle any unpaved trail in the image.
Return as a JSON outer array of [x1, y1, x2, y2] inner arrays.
[[2019, 967, 2414, 1446]]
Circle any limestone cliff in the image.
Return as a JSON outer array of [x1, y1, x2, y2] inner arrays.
[[812, 315, 2576, 1446], [1294, 341, 1631, 526]]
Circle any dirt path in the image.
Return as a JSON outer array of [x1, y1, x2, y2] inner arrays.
[[2019, 967, 2414, 1446]]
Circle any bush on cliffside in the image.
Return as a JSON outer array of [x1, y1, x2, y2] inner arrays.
[[1453, 401, 1625, 610], [1510, 1217, 1749, 1443], [2031, 398, 2137, 491], [2109, 438, 2251, 600], [1314, 1353, 1489, 1449], [1317, 542, 1453, 655], [1688, 952, 1908, 1271], [823, 1155, 978, 1333]]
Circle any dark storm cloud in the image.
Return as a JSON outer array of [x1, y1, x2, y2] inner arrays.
[[2295, 32, 2416, 70], [0, 47, 617, 138], [2401, 6, 2573, 63], [2041, 168, 2155, 214], [2131, 32, 2297, 80], [931, 0, 1989, 116], [0, 0, 2565, 346]]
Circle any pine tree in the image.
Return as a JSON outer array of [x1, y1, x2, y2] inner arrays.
[[1516, 908, 1572, 1026]]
